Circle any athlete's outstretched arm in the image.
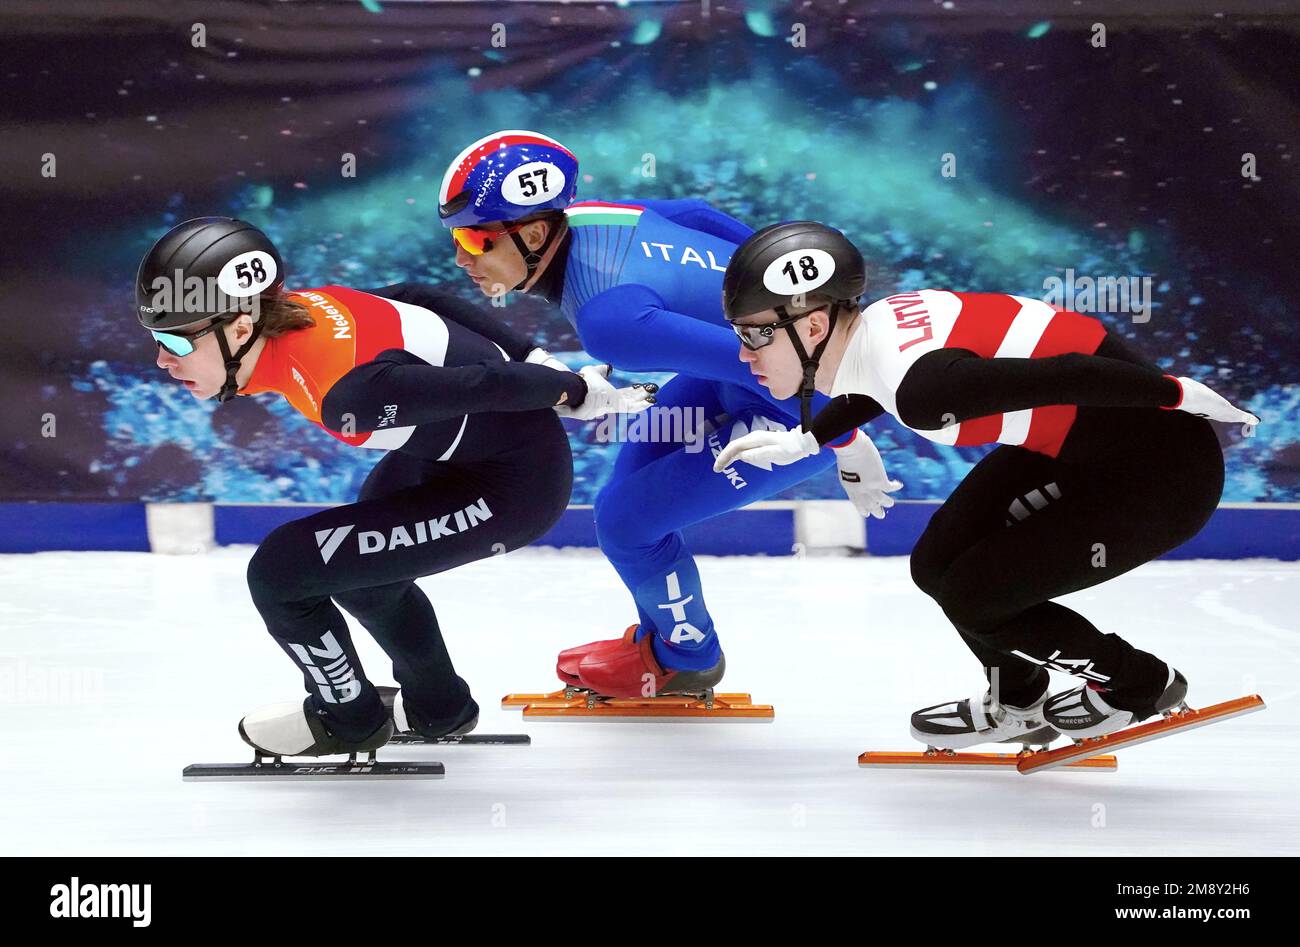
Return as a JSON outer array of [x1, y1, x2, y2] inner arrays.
[[575, 282, 803, 415], [893, 345, 1182, 430], [367, 282, 536, 362], [320, 348, 585, 433]]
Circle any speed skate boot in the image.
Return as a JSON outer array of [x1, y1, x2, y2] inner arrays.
[[239, 697, 393, 757], [556, 625, 638, 686], [910, 687, 1056, 751], [376, 685, 479, 740], [576, 626, 725, 700], [1045, 667, 1188, 740]]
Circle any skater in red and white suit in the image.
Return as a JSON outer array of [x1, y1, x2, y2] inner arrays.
[[715, 222, 1260, 750]]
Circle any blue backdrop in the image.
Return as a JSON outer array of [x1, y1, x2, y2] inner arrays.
[[1, 1, 1294, 507]]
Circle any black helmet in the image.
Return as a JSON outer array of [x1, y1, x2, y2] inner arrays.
[[136, 217, 283, 403], [722, 221, 865, 323], [135, 216, 283, 330], [722, 222, 866, 430]]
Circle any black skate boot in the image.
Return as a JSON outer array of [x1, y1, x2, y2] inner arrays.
[[377, 686, 480, 740], [238, 697, 393, 757], [1045, 667, 1188, 740]]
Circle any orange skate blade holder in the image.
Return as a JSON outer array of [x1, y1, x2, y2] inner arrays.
[[501, 688, 774, 721], [1016, 694, 1266, 775], [859, 749, 1117, 771]]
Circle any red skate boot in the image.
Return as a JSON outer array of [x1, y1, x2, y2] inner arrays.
[[505, 630, 769, 720], [555, 625, 637, 686], [576, 628, 725, 699]]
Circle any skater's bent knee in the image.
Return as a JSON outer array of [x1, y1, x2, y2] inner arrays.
[[245, 525, 300, 605], [909, 528, 954, 600], [594, 497, 663, 554], [933, 573, 1014, 636], [245, 544, 280, 606], [909, 548, 944, 599]]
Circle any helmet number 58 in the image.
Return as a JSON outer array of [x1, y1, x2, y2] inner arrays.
[[217, 249, 279, 297], [235, 259, 267, 288]]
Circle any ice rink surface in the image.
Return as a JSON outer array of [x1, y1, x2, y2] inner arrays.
[[2, 547, 1296, 856]]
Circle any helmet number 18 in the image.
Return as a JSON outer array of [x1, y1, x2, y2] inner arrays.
[[783, 257, 819, 284], [762, 247, 836, 295]]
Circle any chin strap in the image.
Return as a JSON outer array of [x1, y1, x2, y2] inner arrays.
[[211, 318, 264, 403], [779, 302, 842, 432], [507, 219, 562, 292]]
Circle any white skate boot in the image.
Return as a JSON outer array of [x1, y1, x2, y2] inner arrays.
[[910, 687, 1055, 751], [238, 697, 393, 757], [1044, 668, 1188, 740]]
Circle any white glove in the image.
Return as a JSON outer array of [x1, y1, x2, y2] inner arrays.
[[1171, 377, 1260, 427], [713, 427, 819, 472], [831, 431, 904, 520], [525, 347, 571, 373], [554, 365, 657, 420]]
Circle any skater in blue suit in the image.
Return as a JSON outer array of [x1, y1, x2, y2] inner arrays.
[[435, 130, 902, 697]]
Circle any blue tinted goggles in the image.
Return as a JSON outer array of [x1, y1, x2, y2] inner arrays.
[[151, 320, 222, 358]]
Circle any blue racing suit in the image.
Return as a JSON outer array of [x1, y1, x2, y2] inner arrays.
[[540, 198, 845, 670]]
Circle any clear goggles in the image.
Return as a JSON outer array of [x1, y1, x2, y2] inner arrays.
[[732, 311, 809, 352]]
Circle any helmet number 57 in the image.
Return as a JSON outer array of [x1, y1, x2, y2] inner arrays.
[[503, 161, 566, 206], [517, 168, 548, 198]]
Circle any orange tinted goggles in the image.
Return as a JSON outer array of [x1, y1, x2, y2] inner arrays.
[[451, 222, 529, 256]]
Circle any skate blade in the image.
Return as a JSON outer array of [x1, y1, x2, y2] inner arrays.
[[387, 732, 530, 746], [502, 689, 773, 721], [182, 757, 445, 780], [503, 689, 755, 707], [859, 750, 1117, 771], [1016, 694, 1266, 775]]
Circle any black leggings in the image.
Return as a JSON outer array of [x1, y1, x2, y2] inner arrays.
[[910, 408, 1224, 711], [245, 422, 572, 739]]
